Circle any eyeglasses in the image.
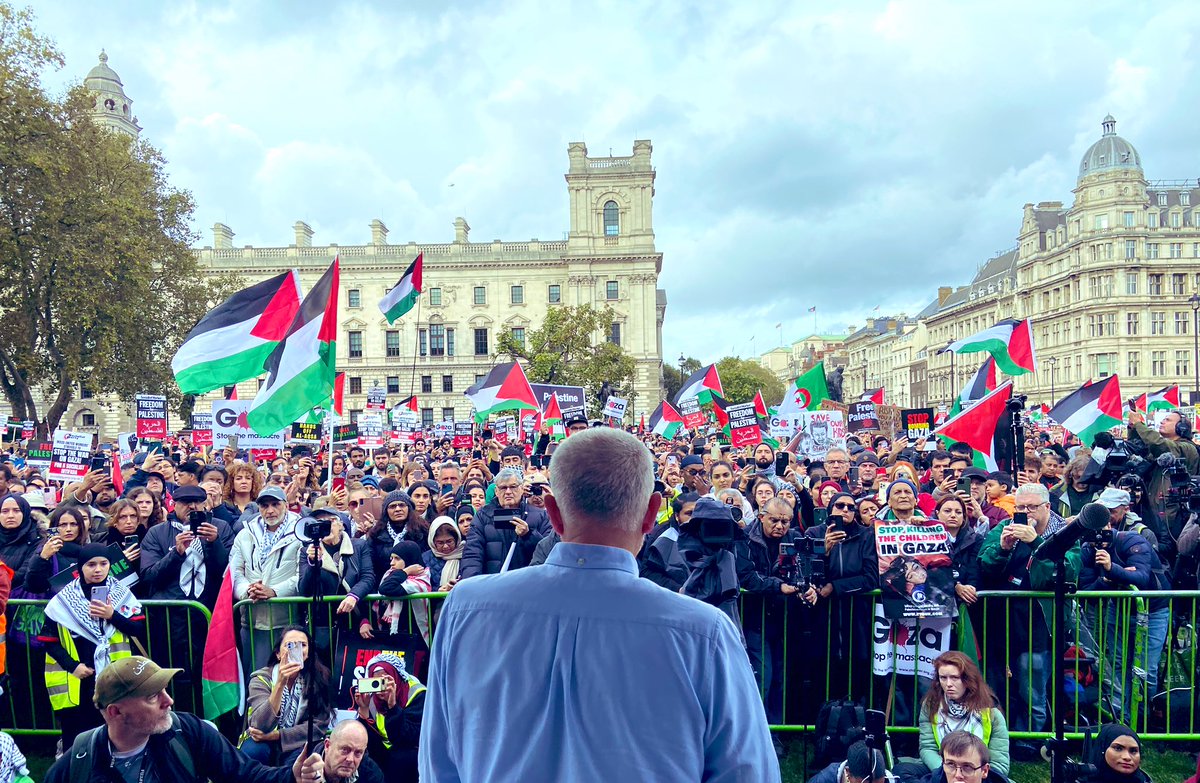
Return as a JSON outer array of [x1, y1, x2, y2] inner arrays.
[[1014, 502, 1047, 512], [496, 485, 519, 492], [826, 459, 849, 465], [943, 761, 984, 775], [832, 502, 855, 510], [684, 468, 706, 476]]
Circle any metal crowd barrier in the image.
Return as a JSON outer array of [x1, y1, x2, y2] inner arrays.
[[4, 591, 1199, 745]]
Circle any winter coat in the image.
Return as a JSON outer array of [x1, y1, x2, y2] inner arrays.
[[806, 521, 878, 663], [459, 501, 550, 578], [640, 521, 688, 591], [298, 534, 375, 601], [139, 513, 234, 608], [230, 513, 303, 630], [947, 524, 983, 590]]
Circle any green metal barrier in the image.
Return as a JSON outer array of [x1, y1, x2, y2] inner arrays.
[[6, 589, 1200, 746], [2, 598, 211, 736]]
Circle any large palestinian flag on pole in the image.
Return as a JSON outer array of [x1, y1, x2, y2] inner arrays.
[[949, 357, 998, 417], [776, 361, 831, 415], [201, 566, 244, 719], [247, 258, 339, 435], [464, 362, 539, 421], [933, 381, 1013, 470], [1049, 376, 1123, 446], [1131, 384, 1181, 413], [675, 364, 723, 406], [172, 271, 302, 394], [649, 400, 683, 438], [379, 253, 423, 324], [943, 318, 1037, 376]]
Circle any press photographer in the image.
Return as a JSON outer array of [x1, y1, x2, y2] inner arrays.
[[1126, 409, 1200, 544]]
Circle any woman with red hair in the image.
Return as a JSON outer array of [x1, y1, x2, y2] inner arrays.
[[917, 651, 1010, 777]]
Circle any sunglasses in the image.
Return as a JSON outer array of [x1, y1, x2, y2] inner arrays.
[[832, 502, 855, 510]]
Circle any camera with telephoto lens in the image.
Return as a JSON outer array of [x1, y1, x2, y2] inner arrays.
[[1161, 454, 1200, 510], [1080, 527, 1116, 566], [187, 510, 206, 533], [776, 537, 825, 593], [304, 517, 333, 541]]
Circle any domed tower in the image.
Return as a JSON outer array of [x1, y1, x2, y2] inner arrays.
[[1073, 115, 1146, 216], [84, 50, 141, 138]]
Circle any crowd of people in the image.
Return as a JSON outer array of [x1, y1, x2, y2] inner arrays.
[[0, 406, 1192, 781]]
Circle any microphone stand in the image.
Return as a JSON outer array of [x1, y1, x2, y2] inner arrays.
[[1044, 543, 1074, 783], [305, 532, 324, 750]]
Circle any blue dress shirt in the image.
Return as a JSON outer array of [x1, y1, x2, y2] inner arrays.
[[419, 541, 780, 782]]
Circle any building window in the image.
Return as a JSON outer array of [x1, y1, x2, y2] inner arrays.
[[548, 284, 561, 303], [1172, 211, 1182, 228], [1158, 192, 1168, 206], [1178, 351, 1192, 376], [386, 376, 400, 394], [1148, 243, 1160, 259], [475, 374, 485, 384], [446, 327, 456, 357], [1128, 352, 1140, 376], [511, 327, 525, 348], [1173, 273, 1187, 295], [258, 378, 265, 390], [1149, 212, 1159, 228], [430, 324, 446, 356], [1093, 214, 1108, 230], [79, 385, 94, 399], [386, 330, 400, 357], [1183, 192, 1192, 206], [1126, 271, 1138, 294], [441, 375, 453, 393], [348, 331, 363, 358], [1095, 353, 1117, 377], [418, 328, 427, 357], [606, 280, 619, 300], [1152, 312, 1166, 335], [1125, 240, 1137, 260], [473, 328, 488, 356], [1126, 313, 1139, 335], [441, 407, 455, 422], [473, 286, 486, 305], [1177, 312, 1190, 335], [348, 289, 361, 309], [420, 375, 432, 394], [1123, 211, 1135, 227], [430, 287, 442, 307], [608, 322, 621, 346], [1172, 243, 1184, 259], [1152, 351, 1166, 375], [81, 412, 96, 427], [1149, 274, 1163, 295], [421, 408, 434, 428], [1104, 312, 1116, 336], [510, 285, 524, 305], [603, 200, 619, 236], [349, 376, 363, 395]]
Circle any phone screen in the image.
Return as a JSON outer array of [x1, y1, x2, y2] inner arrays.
[[774, 452, 789, 478]]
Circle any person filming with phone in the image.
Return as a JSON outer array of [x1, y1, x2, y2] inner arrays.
[[352, 652, 425, 782]]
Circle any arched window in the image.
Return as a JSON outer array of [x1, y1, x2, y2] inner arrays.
[[603, 201, 619, 236]]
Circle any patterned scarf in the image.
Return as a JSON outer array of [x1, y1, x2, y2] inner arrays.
[[938, 701, 983, 739], [252, 514, 296, 570], [170, 519, 206, 598], [0, 730, 28, 782], [273, 663, 306, 729], [49, 575, 139, 675]]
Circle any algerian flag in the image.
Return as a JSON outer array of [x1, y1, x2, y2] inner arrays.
[[172, 271, 301, 395], [1048, 377, 1124, 446], [942, 318, 1037, 376], [379, 253, 423, 324], [776, 361, 831, 416]]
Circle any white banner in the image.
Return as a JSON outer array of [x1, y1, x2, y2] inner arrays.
[[211, 401, 286, 450], [871, 605, 953, 680], [784, 410, 847, 461], [602, 396, 628, 421]]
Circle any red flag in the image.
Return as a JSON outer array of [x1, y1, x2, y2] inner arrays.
[[753, 390, 769, 418], [202, 566, 245, 718], [110, 454, 124, 496], [638, 412, 646, 435], [333, 372, 345, 416]]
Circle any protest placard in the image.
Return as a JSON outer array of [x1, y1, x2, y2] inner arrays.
[[847, 401, 879, 433], [212, 401, 286, 450], [452, 421, 474, 449], [680, 397, 705, 430], [602, 396, 628, 422], [392, 419, 418, 445], [358, 413, 385, 449], [333, 423, 358, 443], [900, 408, 934, 441], [783, 411, 847, 461], [875, 520, 955, 620], [49, 430, 92, 482], [531, 384, 586, 422], [728, 402, 762, 447], [768, 413, 801, 440], [366, 386, 387, 412], [190, 413, 213, 448], [290, 421, 321, 443], [871, 607, 954, 681], [27, 440, 52, 471], [20, 421, 32, 440], [135, 395, 168, 440], [51, 545, 139, 591]]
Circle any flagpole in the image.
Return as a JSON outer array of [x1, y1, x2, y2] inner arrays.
[[326, 406, 335, 487], [408, 290, 423, 400]]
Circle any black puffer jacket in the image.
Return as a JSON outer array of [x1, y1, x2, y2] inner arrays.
[[806, 520, 878, 663], [459, 500, 550, 578], [742, 519, 801, 633], [4, 493, 48, 590], [368, 490, 423, 578]]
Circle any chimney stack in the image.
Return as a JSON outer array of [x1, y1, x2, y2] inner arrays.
[[213, 223, 234, 249], [294, 221, 313, 248], [454, 217, 470, 244], [370, 219, 388, 245]]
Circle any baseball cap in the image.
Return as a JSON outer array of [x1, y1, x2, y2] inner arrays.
[[563, 413, 588, 429], [94, 656, 181, 708], [961, 468, 989, 482], [256, 486, 286, 503], [1097, 487, 1131, 509]]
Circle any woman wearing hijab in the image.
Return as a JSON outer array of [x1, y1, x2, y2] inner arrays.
[[240, 625, 335, 767], [39, 543, 144, 750], [379, 541, 432, 643], [352, 651, 427, 783], [422, 516, 463, 592], [2, 494, 43, 590], [1091, 724, 1150, 783]]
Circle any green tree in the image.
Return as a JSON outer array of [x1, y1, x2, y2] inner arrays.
[[0, 5, 236, 434], [662, 356, 702, 402], [714, 356, 785, 406], [496, 304, 638, 417]]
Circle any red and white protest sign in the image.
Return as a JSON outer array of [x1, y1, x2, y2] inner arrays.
[[680, 398, 706, 430], [452, 421, 473, 449], [49, 430, 92, 482], [190, 412, 213, 448], [136, 395, 168, 440], [727, 402, 762, 447]]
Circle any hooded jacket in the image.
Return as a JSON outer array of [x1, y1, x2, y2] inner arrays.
[[459, 500, 550, 578]]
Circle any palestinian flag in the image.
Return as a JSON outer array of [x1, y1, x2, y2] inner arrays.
[[395, 395, 418, 414], [777, 361, 831, 415], [172, 271, 302, 395], [649, 400, 682, 438], [710, 394, 730, 428], [753, 390, 769, 419], [333, 372, 345, 416], [1030, 403, 1052, 423], [247, 258, 339, 435], [542, 392, 563, 425], [861, 388, 885, 406], [379, 253, 423, 324], [675, 364, 723, 406], [1049, 376, 1123, 446], [223, 385, 239, 400], [949, 357, 998, 417], [464, 362, 538, 421], [942, 318, 1037, 376], [638, 412, 646, 435], [933, 381, 1013, 471], [1142, 384, 1181, 413], [202, 566, 244, 719]]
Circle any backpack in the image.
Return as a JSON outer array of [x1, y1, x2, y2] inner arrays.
[[69, 712, 195, 783], [813, 698, 866, 768]]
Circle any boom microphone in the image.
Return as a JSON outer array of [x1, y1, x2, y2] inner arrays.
[[1034, 502, 1109, 562]]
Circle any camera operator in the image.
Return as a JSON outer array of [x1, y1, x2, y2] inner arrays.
[[1127, 409, 1200, 543], [231, 486, 303, 672], [298, 509, 375, 646], [459, 468, 550, 577], [1079, 492, 1171, 726], [807, 740, 895, 783], [352, 653, 424, 782], [639, 492, 699, 591]]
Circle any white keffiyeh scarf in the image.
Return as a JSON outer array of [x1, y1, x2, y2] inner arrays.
[[45, 576, 140, 676], [171, 519, 207, 598], [272, 664, 306, 729]]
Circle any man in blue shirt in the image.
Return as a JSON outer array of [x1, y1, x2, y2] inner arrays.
[[420, 427, 779, 782]]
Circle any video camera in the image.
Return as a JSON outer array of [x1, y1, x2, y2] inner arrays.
[[1088, 435, 1151, 486], [303, 517, 333, 541], [776, 537, 825, 593], [1161, 453, 1200, 511], [1079, 527, 1116, 566]]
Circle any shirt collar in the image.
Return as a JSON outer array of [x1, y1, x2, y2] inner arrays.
[[545, 542, 638, 575]]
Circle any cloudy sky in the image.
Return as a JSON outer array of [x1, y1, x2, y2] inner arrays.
[[29, 0, 1200, 364]]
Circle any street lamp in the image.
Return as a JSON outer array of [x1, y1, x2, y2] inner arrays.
[[1190, 294, 1200, 401], [945, 340, 956, 407], [678, 353, 685, 385], [1046, 356, 1058, 403]]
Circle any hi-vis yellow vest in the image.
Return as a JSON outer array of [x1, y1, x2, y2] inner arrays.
[[932, 708, 992, 747], [368, 683, 427, 750], [0, 562, 11, 677], [45, 626, 132, 711]]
